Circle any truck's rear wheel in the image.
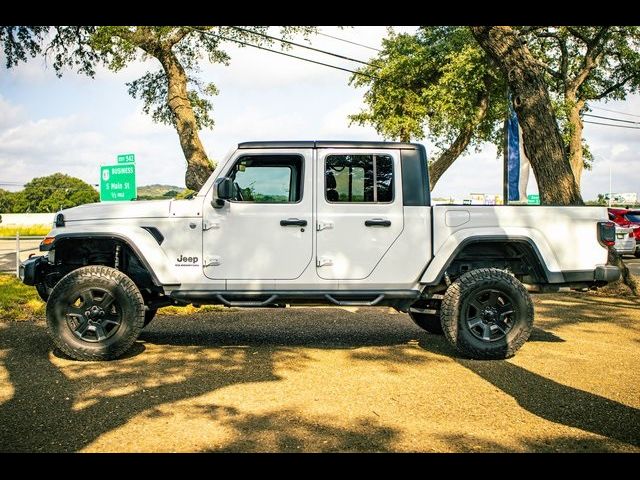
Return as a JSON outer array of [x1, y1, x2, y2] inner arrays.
[[46, 266, 145, 361], [441, 268, 533, 360]]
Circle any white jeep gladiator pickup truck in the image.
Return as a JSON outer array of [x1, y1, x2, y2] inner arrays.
[[20, 141, 620, 361]]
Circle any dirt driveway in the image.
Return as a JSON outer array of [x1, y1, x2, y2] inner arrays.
[[0, 293, 638, 452]]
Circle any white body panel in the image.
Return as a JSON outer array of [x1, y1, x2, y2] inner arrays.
[[315, 149, 404, 280], [202, 148, 314, 280], [421, 205, 609, 284]]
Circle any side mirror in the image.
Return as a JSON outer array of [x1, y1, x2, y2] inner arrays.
[[211, 177, 233, 208]]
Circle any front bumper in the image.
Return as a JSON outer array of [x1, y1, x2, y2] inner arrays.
[[594, 265, 621, 283], [19, 255, 46, 286]]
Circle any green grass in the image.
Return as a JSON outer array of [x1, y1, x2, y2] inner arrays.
[[0, 274, 44, 320], [158, 304, 230, 315], [0, 224, 51, 237]]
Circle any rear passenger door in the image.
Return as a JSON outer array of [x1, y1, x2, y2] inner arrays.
[[315, 149, 404, 280]]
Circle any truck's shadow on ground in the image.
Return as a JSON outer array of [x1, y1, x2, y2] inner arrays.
[[0, 305, 638, 452]]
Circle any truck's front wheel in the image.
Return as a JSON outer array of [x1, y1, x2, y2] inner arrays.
[[46, 266, 145, 361], [441, 268, 533, 360]]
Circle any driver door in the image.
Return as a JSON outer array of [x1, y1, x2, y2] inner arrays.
[[202, 149, 313, 281]]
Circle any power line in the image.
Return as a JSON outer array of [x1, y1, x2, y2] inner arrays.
[[188, 27, 379, 80], [584, 113, 640, 125], [316, 30, 382, 52], [228, 26, 381, 68], [591, 105, 640, 119], [584, 120, 640, 130]]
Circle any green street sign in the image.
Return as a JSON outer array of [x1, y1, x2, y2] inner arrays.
[[100, 164, 136, 201], [117, 153, 135, 164], [527, 194, 540, 205]]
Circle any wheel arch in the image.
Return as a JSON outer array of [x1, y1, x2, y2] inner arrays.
[[42, 229, 179, 287], [421, 235, 559, 286]]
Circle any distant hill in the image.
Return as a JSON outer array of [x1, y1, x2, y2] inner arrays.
[[137, 184, 186, 200]]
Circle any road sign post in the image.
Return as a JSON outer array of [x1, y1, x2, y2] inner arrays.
[[100, 164, 137, 201]]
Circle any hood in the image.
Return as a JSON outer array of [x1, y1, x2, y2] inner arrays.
[[62, 200, 172, 221]]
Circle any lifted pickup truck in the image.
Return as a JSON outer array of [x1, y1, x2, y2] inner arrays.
[[21, 141, 620, 361]]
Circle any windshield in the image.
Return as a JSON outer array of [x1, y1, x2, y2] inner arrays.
[[625, 213, 640, 222]]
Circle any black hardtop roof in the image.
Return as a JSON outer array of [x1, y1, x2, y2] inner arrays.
[[238, 141, 422, 150]]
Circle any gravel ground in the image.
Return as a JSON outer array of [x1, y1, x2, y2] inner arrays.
[[0, 293, 638, 452]]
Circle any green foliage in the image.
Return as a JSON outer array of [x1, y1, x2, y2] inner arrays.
[[522, 27, 640, 103], [8, 173, 99, 213], [136, 184, 187, 200], [175, 188, 196, 200], [521, 27, 640, 169], [350, 27, 506, 154], [0, 26, 48, 68], [0, 189, 16, 212]]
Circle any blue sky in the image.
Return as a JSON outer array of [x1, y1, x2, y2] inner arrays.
[[0, 26, 638, 200]]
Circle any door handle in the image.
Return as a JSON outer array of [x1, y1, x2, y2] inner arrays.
[[280, 218, 308, 227], [365, 218, 391, 227]]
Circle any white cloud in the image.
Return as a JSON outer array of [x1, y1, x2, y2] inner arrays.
[[120, 109, 173, 136], [318, 97, 378, 138], [0, 95, 26, 129]]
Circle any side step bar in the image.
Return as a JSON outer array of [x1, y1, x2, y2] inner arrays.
[[170, 290, 420, 308]]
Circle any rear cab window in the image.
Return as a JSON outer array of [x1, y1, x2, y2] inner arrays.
[[325, 154, 394, 203]]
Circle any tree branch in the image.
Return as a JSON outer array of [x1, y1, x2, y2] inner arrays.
[[429, 79, 491, 189], [566, 27, 589, 44], [588, 74, 635, 100], [165, 27, 191, 47], [567, 27, 611, 94]]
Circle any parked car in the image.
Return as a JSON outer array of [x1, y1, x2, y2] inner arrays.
[[609, 208, 640, 257], [613, 226, 636, 256]]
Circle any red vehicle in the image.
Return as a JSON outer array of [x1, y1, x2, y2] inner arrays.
[[608, 208, 640, 257]]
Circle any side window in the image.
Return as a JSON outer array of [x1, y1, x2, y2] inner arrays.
[[229, 155, 303, 203], [325, 154, 394, 203]]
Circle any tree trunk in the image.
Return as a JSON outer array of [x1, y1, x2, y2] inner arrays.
[[567, 97, 585, 186], [158, 49, 213, 191], [608, 249, 639, 296], [471, 26, 584, 206], [429, 89, 490, 190]]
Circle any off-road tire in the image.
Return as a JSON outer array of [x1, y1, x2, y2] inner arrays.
[[46, 266, 145, 361], [441, 268, 534, 360]]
